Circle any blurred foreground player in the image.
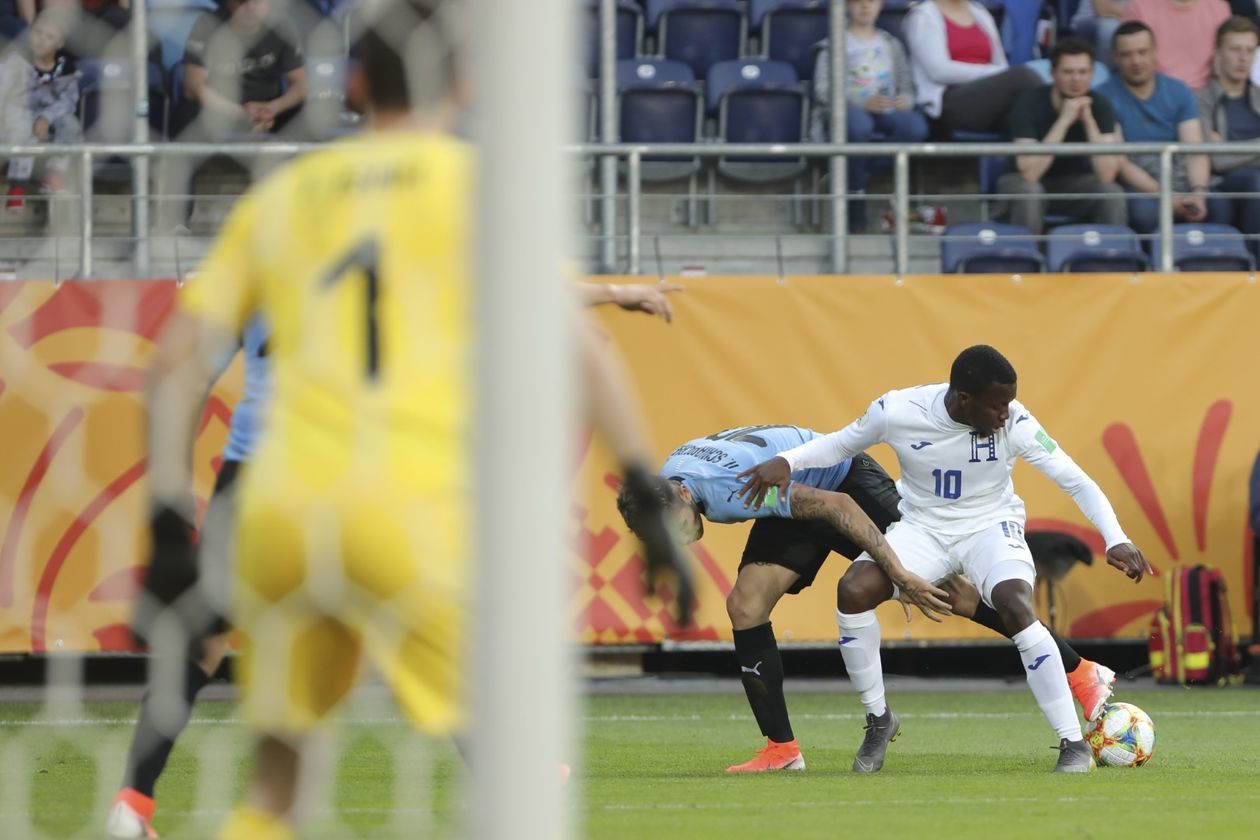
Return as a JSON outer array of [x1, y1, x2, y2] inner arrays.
[[137, 1, 690, 835]]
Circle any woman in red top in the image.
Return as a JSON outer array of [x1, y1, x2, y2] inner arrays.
[[905, 0, 1042, 133]]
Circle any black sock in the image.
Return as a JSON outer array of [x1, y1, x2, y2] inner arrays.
[[123, 659, 213, 797], [732, 622, 793, 743], [968, 602, 1083, 672]]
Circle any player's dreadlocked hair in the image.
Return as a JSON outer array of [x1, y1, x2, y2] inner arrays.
[[950, 345, 1017, 395], [616, 473, 683, 538], [350, 0, 462, 111]]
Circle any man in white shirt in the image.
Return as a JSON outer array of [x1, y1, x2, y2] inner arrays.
[[737, 345, 1151, 775]]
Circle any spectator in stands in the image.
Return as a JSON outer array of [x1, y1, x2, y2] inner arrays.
[[0, 8, 80, 211], [180, 0, 307, 138], [160, 0, 307, 228], [68, 0, 133, 58], [1123, 0, 1230, 90], [1072, 1, 1129, 67], [1098, 21, 1209, 232], [1199, 17, 1260, 251], [813, 0, 928, 231], [998, 38, 1126, 234], [903, 0, 1041, 134], [0, 0, 34, 45]]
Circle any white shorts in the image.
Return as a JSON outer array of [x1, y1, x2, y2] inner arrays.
[[856, 519, 1037, 607]]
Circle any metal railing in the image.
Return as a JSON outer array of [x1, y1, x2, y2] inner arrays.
[[0, 139, 1252, 277]]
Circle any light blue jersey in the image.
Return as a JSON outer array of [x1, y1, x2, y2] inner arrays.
[[660, 425, 853, 524], [221, 318, 271, 463]]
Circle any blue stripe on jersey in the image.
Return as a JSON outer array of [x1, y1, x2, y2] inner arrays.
[[222, 317, 271, 462], [659, 425, 853, 525]]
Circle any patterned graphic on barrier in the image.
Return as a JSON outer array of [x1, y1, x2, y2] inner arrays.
[[1, 275, 1256, 650]]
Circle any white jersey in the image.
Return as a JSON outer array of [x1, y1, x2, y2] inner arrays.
[[779, 383, 1130, 547]]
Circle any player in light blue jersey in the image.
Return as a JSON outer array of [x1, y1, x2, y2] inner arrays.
[[620, 423, 1123, 775], [109, 318, 268, 838]]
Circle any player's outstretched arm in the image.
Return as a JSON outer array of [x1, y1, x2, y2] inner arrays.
[[579, 321, 695, 624], [576, 282, 684, 323], [138, 310, 238, 646], [788, 485, 952, 620], [1105, 543, 1153, 583]]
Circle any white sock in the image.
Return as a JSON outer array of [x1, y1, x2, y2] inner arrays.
[[837, 610, 886, 716], [1012, 621, 1082, 742]]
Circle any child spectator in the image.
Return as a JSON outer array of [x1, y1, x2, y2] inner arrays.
[[1, 9, 81, 211], [813, 0, 928, 230]]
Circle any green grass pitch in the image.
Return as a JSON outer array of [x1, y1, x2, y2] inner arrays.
[[1, 685, 1258, 838]]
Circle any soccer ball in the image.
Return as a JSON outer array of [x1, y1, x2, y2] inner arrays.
[[1086, 702, 1156, 767]]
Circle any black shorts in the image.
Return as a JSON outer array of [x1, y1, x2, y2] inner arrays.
[[202, 458, 243, 634], [737, 452, 901, 595]]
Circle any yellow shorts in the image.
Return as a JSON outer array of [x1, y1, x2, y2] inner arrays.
[[230, 471, 467, 737]]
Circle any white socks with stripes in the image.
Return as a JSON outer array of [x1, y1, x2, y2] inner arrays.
[[837, 610, 886, 717], [1013, 620, 1082, 742]]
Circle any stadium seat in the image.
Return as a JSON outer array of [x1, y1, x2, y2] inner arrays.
[[1163, 224, 1257, 271], [759, 0, 827, 80], [653, 0, 745, 80], [705, 58, 798, 117], [941, 222, 1044, 273], [148, 0, 218, 71], [1046, 224, 1149, 273], [617, 58, 704, 216], [303, 57, 355, 139], [585, 1, 645, 79], [713, 74, 808, 222], [79, 57, 167, 141], [877, 0, 914, 46], [1023, 58, 1111, 88]]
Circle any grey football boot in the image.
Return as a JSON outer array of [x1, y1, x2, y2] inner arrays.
[[1053, 738, 1097, 773], [852, 706, 900, 773]]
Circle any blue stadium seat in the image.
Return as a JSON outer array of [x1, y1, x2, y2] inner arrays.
[[617, 59, 703, 180], [1023, 58, 1111, 88], [79, 57, 166, 141], [148, 1, 218, 71], [760, 0, 827, 80], [617, 57, 695, 89], [586, 1, 644, 79], [705, 58, 797, 116], [717, 84, 807, 184], [1046, 224, 1149, 273], [877, 0, 913, 46], [941, 223, 1044, 273], [1165, 224, 1256, 271], [654, 0, 745, 80]]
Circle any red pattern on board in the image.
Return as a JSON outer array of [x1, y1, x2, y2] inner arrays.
[[0, 408, 85, 607], [31, 459, 146, 651], [1102, 423, 1179, 561], [6, 281, 175, 348], [1192, 401, 1231, 553]]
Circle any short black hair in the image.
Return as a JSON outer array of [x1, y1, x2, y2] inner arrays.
[[1051, 37, 1094, 68], [1217, 15, 1260, 48], [350, 0, 460, 112], [1112, 20, 1154, 50], [949, 345, 1017, 396], [616, 475, 681, 538]]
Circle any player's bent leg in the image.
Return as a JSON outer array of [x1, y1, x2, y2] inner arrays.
[[108, 631, 234, 839], [990, 576, 1093, 773], [726, 563, 801, 768], [956, 575, 1115, 721]]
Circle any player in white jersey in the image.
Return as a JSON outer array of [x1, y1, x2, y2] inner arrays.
[[737, 345, 1152, 774]]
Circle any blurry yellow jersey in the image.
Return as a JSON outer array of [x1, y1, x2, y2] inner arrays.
[[180, 130, 470, 494]]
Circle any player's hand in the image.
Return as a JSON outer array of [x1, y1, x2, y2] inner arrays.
[[893, 571, 953, 622], [131, 504, 199, 646], [611, 283, 683, 323], [621, 464, 696, 626], [1106, 542, 1153, 583], [735, 457, 791, 510]]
